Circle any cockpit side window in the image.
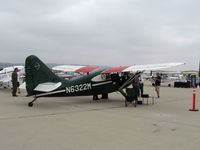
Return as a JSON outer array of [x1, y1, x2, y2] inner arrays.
[[91, 74, 111, 82]]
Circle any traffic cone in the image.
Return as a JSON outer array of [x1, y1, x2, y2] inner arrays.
[[189, 87, 198, 111]]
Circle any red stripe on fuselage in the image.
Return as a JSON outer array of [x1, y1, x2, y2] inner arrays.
[[102, 66, 129, 73]]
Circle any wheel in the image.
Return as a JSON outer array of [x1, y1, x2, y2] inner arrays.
[[28, 102, 33, 107]]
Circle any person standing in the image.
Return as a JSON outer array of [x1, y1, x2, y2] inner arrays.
[[138, 75, 144, 96], [12, 68, 18, 97], [132, 78, 140, 97], [155, 73, 161, 98]]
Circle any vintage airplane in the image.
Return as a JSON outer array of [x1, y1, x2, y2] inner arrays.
[[25, 55, 184, 107], [0, 66, 24, 88]]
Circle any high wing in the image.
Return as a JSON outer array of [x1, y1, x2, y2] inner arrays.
[[53, 62, 184, 75], [52, 65, 100, 73], [52, 62, 184, 91], [52, 65, 85, 72], [123, 62, 185, 72], [102, 62, 185, 73]]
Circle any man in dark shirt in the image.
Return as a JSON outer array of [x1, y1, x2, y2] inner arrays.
[[155, 73, 161, 98], [12, 68, 18, 96]]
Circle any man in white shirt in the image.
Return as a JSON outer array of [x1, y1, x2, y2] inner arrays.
[[138, 75, 144, 96]]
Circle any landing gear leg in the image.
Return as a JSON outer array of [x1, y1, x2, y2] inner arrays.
[[119, 89, 129, 107], [28, 96, 37, 107]]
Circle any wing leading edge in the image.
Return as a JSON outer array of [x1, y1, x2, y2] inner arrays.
[[102, 62, 185, 73], [123, 62, 185, 72], [52, 65, 99, 73], [52, 62, 185, 74]]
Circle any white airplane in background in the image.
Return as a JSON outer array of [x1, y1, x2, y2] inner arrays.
[[149, 70, 185, 87], [0, 66, 24, 88], [52, 65, 83, 80]]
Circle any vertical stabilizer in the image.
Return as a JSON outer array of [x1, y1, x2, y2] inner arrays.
[[25, 55, 63, 96]]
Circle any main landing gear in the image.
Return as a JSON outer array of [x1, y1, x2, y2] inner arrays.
[[28, 97, 37, 107]]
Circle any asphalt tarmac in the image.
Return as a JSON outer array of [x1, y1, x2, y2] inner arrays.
[[0, 82, 200, 150]]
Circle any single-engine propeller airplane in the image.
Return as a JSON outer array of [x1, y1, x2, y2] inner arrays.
[[25, 55, 184, 107]]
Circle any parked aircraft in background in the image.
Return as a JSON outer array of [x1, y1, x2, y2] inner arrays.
[[149, 71, 185, 87], [0, 66, 24, 88], [52, 65, 84, 79], [25, 55, 184, 107]]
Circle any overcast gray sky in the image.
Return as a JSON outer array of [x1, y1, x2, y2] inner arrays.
[[0, 0, 199, 70]]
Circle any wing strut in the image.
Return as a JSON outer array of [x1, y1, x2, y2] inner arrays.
[[118, 71, 144, 91], [118, 71, 144, 107]]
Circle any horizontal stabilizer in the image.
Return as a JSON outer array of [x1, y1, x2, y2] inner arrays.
[[34, 82, 62, 92]]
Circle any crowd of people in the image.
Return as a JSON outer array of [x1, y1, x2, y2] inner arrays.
[[127, 73, 161, 104]]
